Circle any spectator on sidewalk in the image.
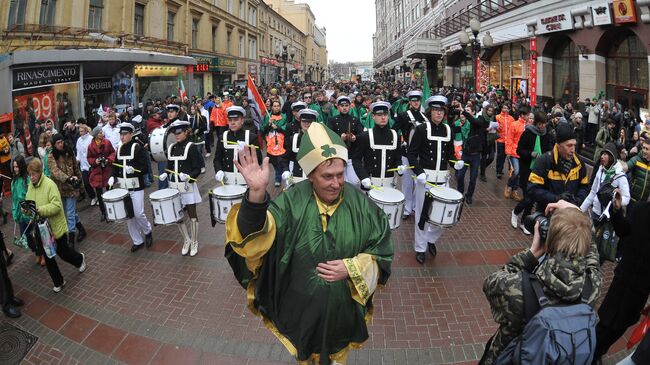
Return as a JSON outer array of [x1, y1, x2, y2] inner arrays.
[[622, 137, 650, 203], [75, 124, 96, 206], [594, 118, 615, 162], [87, 127, 115, 222], [25, 159, 86, 293], [504, 106, 528, 202], [11, 156, 39, 265]]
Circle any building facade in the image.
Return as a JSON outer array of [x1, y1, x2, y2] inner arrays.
[[374, 0, 650, 116]]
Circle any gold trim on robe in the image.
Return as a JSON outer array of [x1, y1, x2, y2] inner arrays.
[[343, 253, 379, 306]]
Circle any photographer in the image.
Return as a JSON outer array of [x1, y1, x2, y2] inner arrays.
[[47, 134, 87, 246], [592, 190, 650, 364], [479, 201, 602, 364]]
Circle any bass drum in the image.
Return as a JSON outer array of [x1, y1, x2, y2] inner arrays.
[[149, 127, 176, 162]]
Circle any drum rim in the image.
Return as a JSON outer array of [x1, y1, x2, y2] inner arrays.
[[368, 187, 405, 203], [102, 189, 129, 201], [149, 188, 181, 200], [429, 187, 464, 201], [212, 185, 247, 197]]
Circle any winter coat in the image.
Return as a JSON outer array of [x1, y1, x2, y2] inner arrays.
[[594, 126, 613, 161], [626, 154, 650, 202], [87, 138, 115, 189], [48, 148, 83, 198], [496, 112, 514, 143], [11, 175, 30, 224], [481, 245, 602, 365], [25, 175, 68, 239], [580, 164, 630, 216], [505, 117, 525, 158]]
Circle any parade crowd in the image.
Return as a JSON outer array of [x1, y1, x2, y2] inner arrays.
[[0, 78, 648, 365]]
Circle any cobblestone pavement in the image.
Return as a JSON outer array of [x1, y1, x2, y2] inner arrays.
[[1, 168, 638, 365]]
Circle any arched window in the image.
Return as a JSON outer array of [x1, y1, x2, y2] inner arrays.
[[553, 40, 579, 104], [607, 33, 648, 90]]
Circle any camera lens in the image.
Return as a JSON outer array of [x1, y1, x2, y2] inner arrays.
[[523, 212, 549, 242]]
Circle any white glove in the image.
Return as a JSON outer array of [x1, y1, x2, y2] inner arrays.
[[158, 173, 168, 181], [416, 173, 427, 185], [215, 170, 224, 182], [361, 178, 371, 189], [179, 172, 189, 182], [454, 160, 465, 171], [125, 165, 135, 174], [281, 171, 292, 181], [396, 165, 407, 175], [237, 141, 246, 151], [108, 176, 115, 187]]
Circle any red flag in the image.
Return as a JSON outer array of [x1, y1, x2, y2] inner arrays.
[[247, 74, 267, 117]]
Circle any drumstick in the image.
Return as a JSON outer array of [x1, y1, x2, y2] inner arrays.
[[227, 141, 259, 149], [112, 162, 142, 173], [0, 173, 12, 180], [165, 169, 197, 182], [449, 159, 470, 167], [386, 166, 414, 172], [410, 175, 442, 189], [370, 185, 384, 192]]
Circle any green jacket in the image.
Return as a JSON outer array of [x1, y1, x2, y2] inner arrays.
[[626, 154, 650, 202], [25, 175, 68, 239], [307, 103, 325, 123], [11, 176, 30, 224], [260, 113, 287, 136]]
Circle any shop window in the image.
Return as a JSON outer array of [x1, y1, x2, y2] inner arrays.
[[167, 11, 175, 41], [488, 44, 528, 89], [607, 33, 649, 91], [191, 18, 198, 49], [39, 0, 56, 26], [8, 0, 27, 27], [88, 0, 103, 31], [553, 39, 579, 105], [134, 3, 145, 36]]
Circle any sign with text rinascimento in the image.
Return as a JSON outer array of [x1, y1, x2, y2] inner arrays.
[[13, 65, 80, 91]]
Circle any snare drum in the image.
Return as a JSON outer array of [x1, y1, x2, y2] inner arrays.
[[149, 127, 176, 162], [149, 189, 184, 225], [102, 188, 134, 222], [368, 187, 405, 230], [426, 187, 464, 228], [210, 185, 247, 224]]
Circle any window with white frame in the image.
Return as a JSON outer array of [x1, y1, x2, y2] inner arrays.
[[191, 18, 198, 48], [134, 3, 144, 35], [239, 34, 245, 57], [8, 0, 27, 26], [167, 11, 175, 41], [39, 0, 57, 25], [88, 0, 103, 30], [248, 37, 257, 60]]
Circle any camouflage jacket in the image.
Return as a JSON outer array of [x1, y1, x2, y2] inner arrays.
[[480, 244, 602, 365]]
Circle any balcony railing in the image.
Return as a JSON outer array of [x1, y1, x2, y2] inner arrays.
[[2, 24, 189, 55]]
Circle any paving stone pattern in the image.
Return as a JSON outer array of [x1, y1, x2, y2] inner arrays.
[[1, 170, 638, 364]]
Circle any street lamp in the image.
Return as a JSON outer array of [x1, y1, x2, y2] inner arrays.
[[457, 18, 493, 91], [274, 41, 296, 82]]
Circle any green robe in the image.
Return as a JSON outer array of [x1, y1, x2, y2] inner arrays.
[[308, 103, 325, 124], [225, 181, 393, 363]]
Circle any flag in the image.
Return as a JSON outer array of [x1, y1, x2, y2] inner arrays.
[[247, 74, 267, 125], [422, 72, 431, 103], [178, 75, 186, 100]]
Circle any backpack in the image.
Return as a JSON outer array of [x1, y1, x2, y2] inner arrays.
[[495, 271, 596, 365]]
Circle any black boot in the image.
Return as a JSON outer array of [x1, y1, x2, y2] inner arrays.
[[76, 222, 87, 242], [3, 305, 21, 318]]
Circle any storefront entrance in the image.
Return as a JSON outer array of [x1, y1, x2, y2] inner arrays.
[[613, 86, 648, 117]]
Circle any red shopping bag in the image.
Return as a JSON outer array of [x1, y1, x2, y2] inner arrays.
[[627, 305, 650, 350]]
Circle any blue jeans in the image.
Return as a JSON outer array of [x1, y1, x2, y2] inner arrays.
[[62, 197, 81, 233], [496, 142, 506, 175], [455, 153, 481, 198], [144, 153, 153, 187], [506, 156, 520, 189], [157, 161, 169, 189]]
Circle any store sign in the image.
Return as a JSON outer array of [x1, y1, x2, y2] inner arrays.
[[15, 90, 56, 121], [248, 64, 258, 75], [13, 65, 80, 91], [536, 11, 573, 34], [84, 77, 113, 95], [613, 0, 637, 24], [592, 3, 612, 25], [530, 38, 537, 107], [260, 57, 278, 66]]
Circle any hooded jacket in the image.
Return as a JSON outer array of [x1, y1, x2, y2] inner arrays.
[[48, 145, 83, 198], [580, 143, 630, 216], [481, 245, 602, 365]]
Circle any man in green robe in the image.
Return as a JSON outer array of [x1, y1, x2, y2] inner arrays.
[[225, 122, 393, 364]]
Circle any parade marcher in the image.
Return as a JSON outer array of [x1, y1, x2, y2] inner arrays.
[[407, 95, 454, 264], [511, 112, 552, 233], [503, 106, 528, 202], [528, 122, 590, 213], [76, 124, 96, 205], [394, 90, 428, 219], [48, 134, 87, 246], [25, 159, 87, 293], [214, 106, 262, 186], [280, 108, 317, 185], [225, 122, 393, 364], [327, 96, 364, 185], [480, 202, 601, 365], [108, 123, 153, 252], [352, 101, 401, 189], [158, 121, 203, 256], [260, 101, 287, 187], [87, 126, 115, 222], [286, 101, 308, 135], [621, 138, 650, 203]]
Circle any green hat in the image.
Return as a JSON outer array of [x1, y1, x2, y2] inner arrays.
[[297, 123, 348, 176]]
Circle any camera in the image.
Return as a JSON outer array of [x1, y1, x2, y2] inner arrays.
[[523, 212, 551, 243]]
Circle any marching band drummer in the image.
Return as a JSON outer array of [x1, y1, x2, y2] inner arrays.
[[280, 108, 318, 185], [284, 101, 308, 135], [108, 123, 154, 252], [158, 120, 204, 257], [407, 95, 456, 265], [327, 95, 364, 185], [214, 106, 262, 185], [352, 101, 402, 190]]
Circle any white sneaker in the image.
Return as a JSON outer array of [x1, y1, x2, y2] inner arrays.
[[274, 181, 280, 187], [181, 240, 190, 256], [90, 198, 98, 206], [190, 241, 198, 257], [205, 153, 211, 157], [53, 281, 66, 293], [200, 167, 206, 174], [521, 225, 531, 235], [78, 253, 86, 273], [510, 210, 518, 229]]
